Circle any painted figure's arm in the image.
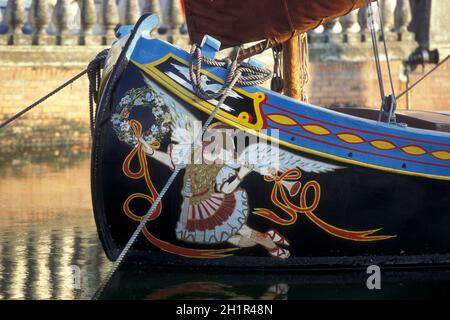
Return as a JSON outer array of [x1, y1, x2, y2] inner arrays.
[[220, 165, 252, 194], [140, 138, 175, 170], [151, 150, 175, 170]]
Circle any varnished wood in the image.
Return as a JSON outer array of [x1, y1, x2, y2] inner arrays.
[[282, 35, 301, 100]]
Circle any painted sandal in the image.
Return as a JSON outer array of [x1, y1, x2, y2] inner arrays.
[[268, 246, 290, 259], [266, 229, 290, 247]]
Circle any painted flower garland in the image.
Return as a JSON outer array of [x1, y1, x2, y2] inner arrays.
[[111, 86, 172, 147]]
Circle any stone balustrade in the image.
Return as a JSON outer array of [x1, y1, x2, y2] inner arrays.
[[309, 0, 413, 43], [0, 0, 421, 50], [307, 0, 418, 61], [0, 1, 444, 67], [0, 0, 186, 45]]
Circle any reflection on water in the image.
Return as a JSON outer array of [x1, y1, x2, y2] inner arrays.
[[104, 270, 293, 300], [2, 146, 450, 300], [102, 268, 450, 300], [0, 146, 112, 300]]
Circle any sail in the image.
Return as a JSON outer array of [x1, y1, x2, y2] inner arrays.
[[185, 0, 371, 48]]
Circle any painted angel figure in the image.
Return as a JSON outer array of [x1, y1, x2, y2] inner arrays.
[[135, 77, 342, 259], [138, 110, 340, 260], [139, 127, 286, 259]]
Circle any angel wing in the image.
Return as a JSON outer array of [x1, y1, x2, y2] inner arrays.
[[238, 142, 342, 175], [143, 75, 197, 145], [167, 103, 199, 146], [143, 75, 204, 166]]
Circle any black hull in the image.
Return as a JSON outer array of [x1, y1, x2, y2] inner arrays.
[[92, 17, 450, 268]]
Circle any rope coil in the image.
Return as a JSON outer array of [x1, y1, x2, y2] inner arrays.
[[189, 44, 272, 101], [88, 49, 110, 137]]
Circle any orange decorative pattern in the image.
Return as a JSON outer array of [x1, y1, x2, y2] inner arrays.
[[267, 114, 298, 126], [302, 124, 331, 136], [122, 120, 237, 259], [369, 140, 397, 150], [432, 150, 450, 161], [401, 145, 427, 156], [336, 133, 365, 144], [253, 168, 395, 241]]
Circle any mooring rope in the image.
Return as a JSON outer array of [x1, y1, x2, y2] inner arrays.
[[92, 46, 272, 300], [365, 0, 400, 123], [88, 49, 110, 137], [0, 70, 86, 130], [0, 50, 109, 131], [376, 0, 396, 99]]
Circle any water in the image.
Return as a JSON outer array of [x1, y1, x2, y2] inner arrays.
[[1, 146, 450, 300], [0, 146, 111, 299]]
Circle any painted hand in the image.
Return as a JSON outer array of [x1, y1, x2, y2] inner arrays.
[[238, 164, 253, 179], [139, 137, 154, 155]]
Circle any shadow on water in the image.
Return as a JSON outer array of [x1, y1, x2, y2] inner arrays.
[[2, 145, 450, 300]]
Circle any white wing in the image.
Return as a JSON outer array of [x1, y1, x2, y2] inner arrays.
[[144, 75, 200, 165], [238, 142, 342, 175], [144, 74, 340, 174], [171, 63, 191, 81], [167, 103, 198, 145], [172, 63, 242, 100], [200, 75, 243, 100], [143, 75, 197, 145]]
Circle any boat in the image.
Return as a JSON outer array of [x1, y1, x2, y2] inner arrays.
[[91, 3, 450, 268]]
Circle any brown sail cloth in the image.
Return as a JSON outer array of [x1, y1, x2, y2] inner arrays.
[[184, 0, 371, 48]]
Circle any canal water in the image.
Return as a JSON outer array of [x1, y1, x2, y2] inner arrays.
[[1, 146, 450, 300], [0, 146, 111, 299]]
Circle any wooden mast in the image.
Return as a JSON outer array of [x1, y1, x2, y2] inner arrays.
[[282, 35, 301, 99], [282, 33, 309, 101]]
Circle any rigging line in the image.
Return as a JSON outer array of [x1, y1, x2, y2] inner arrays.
[[396, 54, 450, 100], [376, 0, 397, 99], [0, 49, 109, 131], [375, 0, 397, 123], [0, 69, 87, 130], [366, 0, 386, 112]]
